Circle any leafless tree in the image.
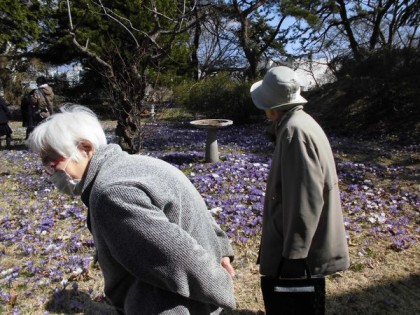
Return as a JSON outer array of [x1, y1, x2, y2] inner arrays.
[[65, 0, 202, 153], [299, 0, 420, 62]]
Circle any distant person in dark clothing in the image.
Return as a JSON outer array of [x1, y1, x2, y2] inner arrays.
[[20, 91, 34, 139], [0, 95, 13, 148], [24, 76, 55, 138]]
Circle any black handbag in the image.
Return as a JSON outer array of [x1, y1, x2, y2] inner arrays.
[[261, 260, 325, 315]]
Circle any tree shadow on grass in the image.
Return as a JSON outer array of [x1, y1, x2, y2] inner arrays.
[[224, 310, 264, 314], [0, 137, 29, 151], [228, 274, 420, 315], [45, 289, 119, 315], [326, 274, 420, 315], [43, 274, 420, 314], [44, 289, 264, 315], [0, 143, 28, 151], [159, 152, 204, 165]]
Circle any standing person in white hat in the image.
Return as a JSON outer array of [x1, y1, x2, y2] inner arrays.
[[250, 66, 350, 313]]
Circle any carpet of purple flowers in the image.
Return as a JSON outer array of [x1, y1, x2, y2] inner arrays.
[[0, 120, 418, 314]]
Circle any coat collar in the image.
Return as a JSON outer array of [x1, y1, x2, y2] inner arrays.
[[276, 105, 303, 128], [80, 144, 122, 205]]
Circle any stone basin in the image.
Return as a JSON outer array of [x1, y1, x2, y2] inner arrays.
[[190, 119, 233, 163], [190, 119, 233, 129]]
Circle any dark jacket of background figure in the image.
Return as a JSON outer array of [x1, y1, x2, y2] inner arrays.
[[0, 96, 13, 140], [20, 93, 32, 127], [29, 85, 54, 122], [0, 96, 11, 124]]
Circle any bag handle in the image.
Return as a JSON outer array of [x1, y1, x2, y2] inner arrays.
[[276, 258, 312, 280]]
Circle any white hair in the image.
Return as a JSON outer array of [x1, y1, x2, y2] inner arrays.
[[27, 104, 107, 162]]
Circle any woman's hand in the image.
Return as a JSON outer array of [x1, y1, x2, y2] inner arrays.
[[221, 256, 235, 277]]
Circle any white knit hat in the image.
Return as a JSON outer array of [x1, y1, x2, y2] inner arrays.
[[250, 66, 307, 110]]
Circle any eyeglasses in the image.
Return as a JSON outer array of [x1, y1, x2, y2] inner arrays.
[[44, 156, 65, 175]]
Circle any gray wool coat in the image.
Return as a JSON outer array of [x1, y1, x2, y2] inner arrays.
[[79, 144, 236, 314], [259, 106, 350, 277]]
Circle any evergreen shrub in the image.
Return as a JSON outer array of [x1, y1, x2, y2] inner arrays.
[[173, 73, 260, 123]]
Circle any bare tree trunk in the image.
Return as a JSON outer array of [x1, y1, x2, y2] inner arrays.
[[191, 3, 202, 80], [336, 0, 362, 61], [114, 97, 142, 154], [108, 61, 146, 153]]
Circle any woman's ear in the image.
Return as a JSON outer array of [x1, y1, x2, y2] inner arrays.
[[78, 140, 95, 158]]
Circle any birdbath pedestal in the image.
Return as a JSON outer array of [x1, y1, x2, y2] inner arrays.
[[190, 119, 233, 163]]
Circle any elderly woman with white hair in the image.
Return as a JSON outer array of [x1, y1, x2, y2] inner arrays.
[[27, 105, 236, 315]]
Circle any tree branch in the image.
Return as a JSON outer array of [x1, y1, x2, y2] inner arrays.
[[66, 0, 112, 71]]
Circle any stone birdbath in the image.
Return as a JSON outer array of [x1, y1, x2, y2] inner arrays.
[[190, 119, 233, 163]]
